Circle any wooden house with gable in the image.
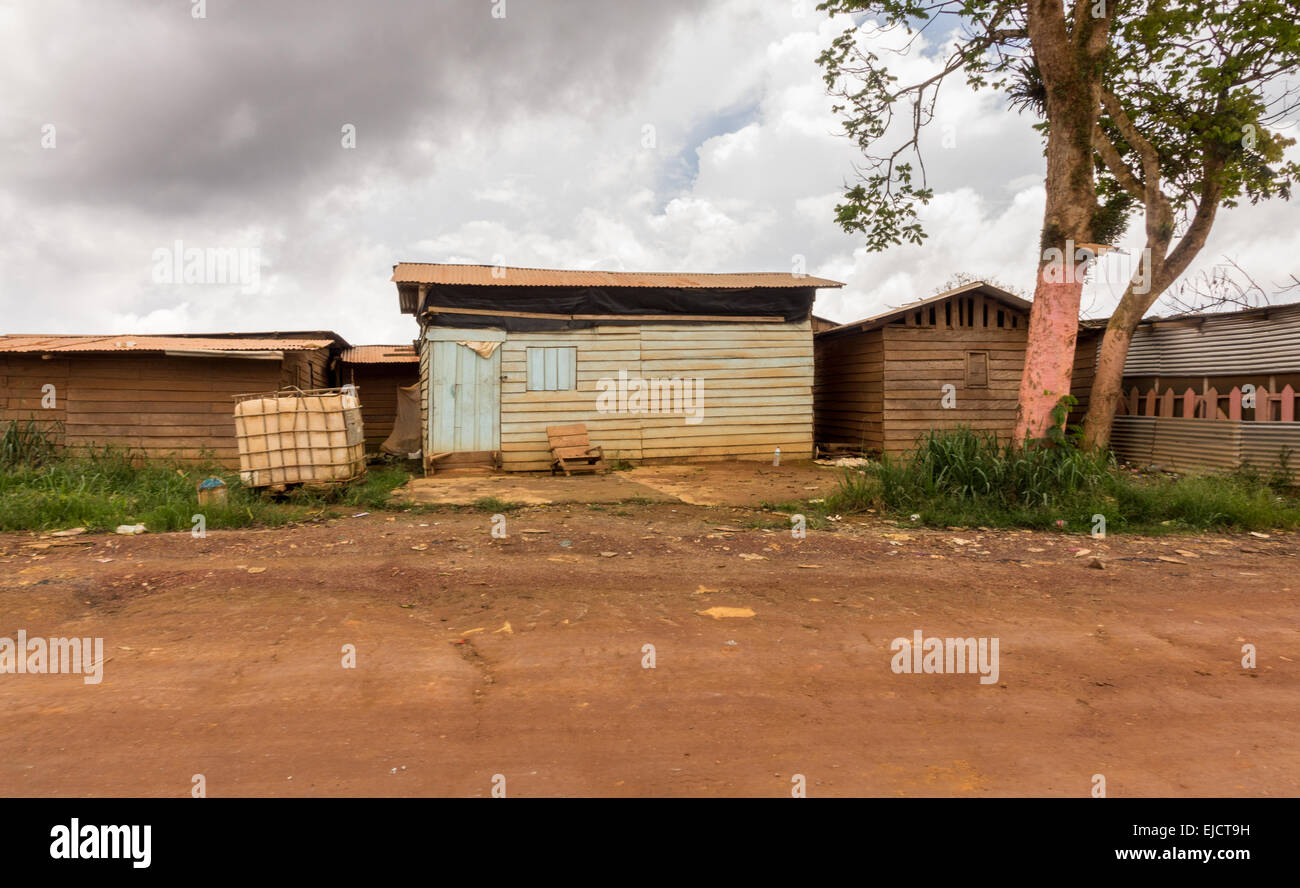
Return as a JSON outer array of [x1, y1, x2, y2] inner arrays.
[[813, 281, 1033, 455]]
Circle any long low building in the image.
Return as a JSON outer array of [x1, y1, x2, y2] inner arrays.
[[392, 262, 843, 472], [0, 332, 344, 465], [1077, 302, 1300, 475]]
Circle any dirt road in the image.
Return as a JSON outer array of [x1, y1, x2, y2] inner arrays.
[[2, 504, 1296, 797]]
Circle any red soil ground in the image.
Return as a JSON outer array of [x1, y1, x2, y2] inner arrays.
[[2, 499, 1296, 797]]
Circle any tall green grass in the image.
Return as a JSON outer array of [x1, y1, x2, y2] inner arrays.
[[819, 425, 1299, 534], [0, 418, 62, 469], [0, 446, 413, 533], [879, 426, 1113, 506]]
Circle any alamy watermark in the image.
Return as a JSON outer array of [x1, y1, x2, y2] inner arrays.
[[0, 630, 104, 684], [890, 630, 999, 685], [151, 239, 261, 294], [596, 369, 704, 425], [1042, 239, 1152, 296], [50, 819, 150, 868]]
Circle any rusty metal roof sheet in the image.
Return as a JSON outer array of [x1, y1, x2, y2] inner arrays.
[[338, 344, 418, 364], [0, 335, 333, 354], [391, 262, 843, 289]]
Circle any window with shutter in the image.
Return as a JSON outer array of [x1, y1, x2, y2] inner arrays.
[[526, 347, 577, 391]]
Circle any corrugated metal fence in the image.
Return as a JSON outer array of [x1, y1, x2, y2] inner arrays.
[[1111, 416, 1300, 477]]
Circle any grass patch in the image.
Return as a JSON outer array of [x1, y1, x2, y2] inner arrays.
[[759, 499, 808, 513], [469, 496, 523, 513], [804, 426, 1300, 535], [0, 446, 414, 533], [1, 417, 62, 470], [755, 502, 829, 531]]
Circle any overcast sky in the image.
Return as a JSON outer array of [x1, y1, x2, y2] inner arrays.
[[2, 0, 1297, 344]]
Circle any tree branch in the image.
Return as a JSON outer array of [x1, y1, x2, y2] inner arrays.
[[1100, 89, 1160, 189], [1152, 175, 1225, 296], [1092, 123, 1145, 199]]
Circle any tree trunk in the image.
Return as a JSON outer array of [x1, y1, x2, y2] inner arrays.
[[1081, 300, 1142, 449], [1009, 114, 1097, 442], [1015, 265, 1083, 441], [1078, 177, 1221, 449], [1014, 1, 1114, 443]]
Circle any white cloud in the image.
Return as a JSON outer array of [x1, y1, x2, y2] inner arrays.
[[0, 0, 1296, 346]]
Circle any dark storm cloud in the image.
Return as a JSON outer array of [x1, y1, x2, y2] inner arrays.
[[3, 0, 693, 213], [4, 1, 1280, 343]]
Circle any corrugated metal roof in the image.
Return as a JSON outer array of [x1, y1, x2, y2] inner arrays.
[[817, 282, 1032, 335], [1124, 302, 1300, 375], [0, 335, 333, 354], [391, 262, 843, 289], [338, 344, 418, 364]]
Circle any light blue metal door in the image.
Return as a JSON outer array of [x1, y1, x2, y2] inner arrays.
[[430, 341, 500, 452]]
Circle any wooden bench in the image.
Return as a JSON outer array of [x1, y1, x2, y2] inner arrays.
[[547, 424, 607, 476]]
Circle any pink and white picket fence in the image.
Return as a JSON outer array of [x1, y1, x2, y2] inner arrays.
[[1118, 384, 1299, 422]]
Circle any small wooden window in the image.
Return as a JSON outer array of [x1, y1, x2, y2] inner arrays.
[[526, 347, 576, 391], [965, 351, 989, 388]]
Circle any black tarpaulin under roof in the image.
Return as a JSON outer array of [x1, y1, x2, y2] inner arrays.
[[414, 284, 822, 332], [395, 263, 843, 331]]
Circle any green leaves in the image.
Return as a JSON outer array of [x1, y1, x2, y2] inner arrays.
[[817, 1, 1030, 250], [1092, 0, 1299, 225], [834, 170, 934, 249], [819, 0, 1300, 252]]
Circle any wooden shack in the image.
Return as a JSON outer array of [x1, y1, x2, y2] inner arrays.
[[337, 344, 420, 453], [814, 282, 1032, 455], [0, 333, 342, 465], [392, 262, 843, 472]]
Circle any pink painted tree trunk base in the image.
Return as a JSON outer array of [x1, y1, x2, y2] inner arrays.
[[1014, 271, 1083, 443]]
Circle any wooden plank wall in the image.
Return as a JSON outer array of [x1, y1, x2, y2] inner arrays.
[[418, 339, 431, 450], [815, 301, 1109, 455], [63, 354, 282, 464], [496, 320, 813, 471], [0, 352, 337, 465], [0, 355, 70, 442], [500, 327, 643, 470], [1068, 328, 1103, 425], [280, 349, 331, 390], [881, 309, 1028, 454], [342, 364, 419, 450], [813, 327, 883, 451]]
